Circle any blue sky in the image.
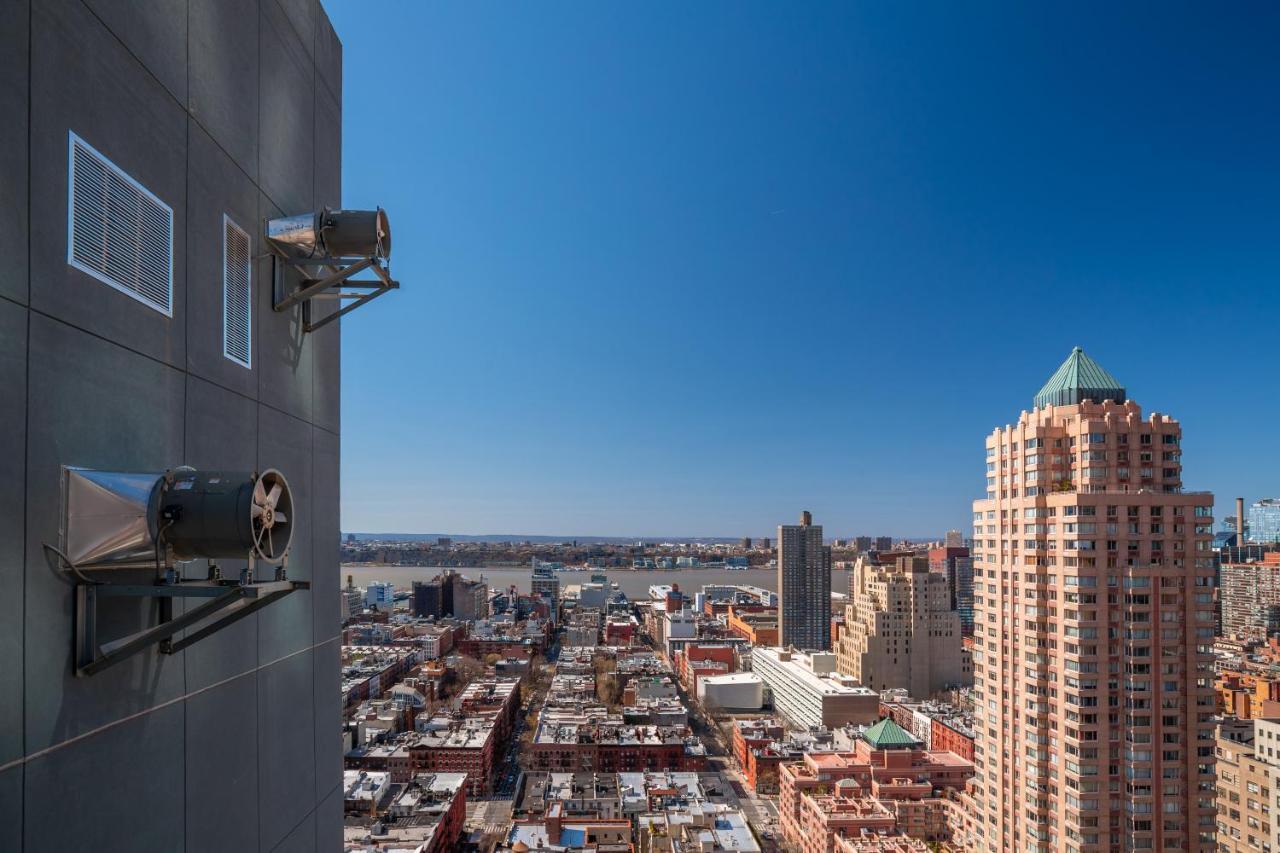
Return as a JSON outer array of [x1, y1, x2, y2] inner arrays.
[[328, 1, 1280, 538]]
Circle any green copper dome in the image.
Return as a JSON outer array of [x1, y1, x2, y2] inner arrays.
[[1033, 347, 1126, 409], [862, 717, 921, 749]]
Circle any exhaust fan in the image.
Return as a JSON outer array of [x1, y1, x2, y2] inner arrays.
[[57, 467, 308, 677], [266, 207, 398, 332], [62, 467, 293, 568]]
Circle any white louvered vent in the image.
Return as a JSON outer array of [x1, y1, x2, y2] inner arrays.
[[67, 132, 174, 316], [222, 215, 252, 368]]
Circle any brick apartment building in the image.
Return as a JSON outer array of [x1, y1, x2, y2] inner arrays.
[[731, 718, 786, 792], [779, 719, 973, 850], [528, 725, 707, 775], [676, 644, 737, 693]]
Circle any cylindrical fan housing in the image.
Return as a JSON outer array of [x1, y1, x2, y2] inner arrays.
[[264, 209, 391, 261], [320, 208, 391, 258], [162, 469, 293, 564]]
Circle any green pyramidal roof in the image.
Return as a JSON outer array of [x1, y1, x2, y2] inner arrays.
[[1033, 347, 1126, 409], [862, 718, 920, 749]]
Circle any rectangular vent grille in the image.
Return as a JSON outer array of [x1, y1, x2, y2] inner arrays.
[[222, 215, 252, 368], [67, 132, 173, 316]]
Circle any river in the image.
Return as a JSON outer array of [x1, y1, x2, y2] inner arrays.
[[341, 564, 855, 600]]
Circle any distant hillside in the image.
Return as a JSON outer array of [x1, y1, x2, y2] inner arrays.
[[345, 532, 744, 545]]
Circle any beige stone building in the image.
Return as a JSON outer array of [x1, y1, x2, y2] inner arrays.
[[836, 555, 966, 696], [1215, 716, 1280, 852], [970, 348, 1217, 852]]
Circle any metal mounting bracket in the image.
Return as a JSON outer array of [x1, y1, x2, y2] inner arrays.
[[74, 577, 310, 677], [271, 253, 399, 333]]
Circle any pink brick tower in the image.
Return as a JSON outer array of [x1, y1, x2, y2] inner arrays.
[[970, 348, 1216, 852]]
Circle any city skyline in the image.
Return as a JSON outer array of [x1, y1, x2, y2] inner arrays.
[[329, 1, 1280, 536]]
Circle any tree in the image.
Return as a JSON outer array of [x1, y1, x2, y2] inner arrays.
[[441, 654, 486, 699], [597, 672, 623, 706], [593, 654, 622, 706]]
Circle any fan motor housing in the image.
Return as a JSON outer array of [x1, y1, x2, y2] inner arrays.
[[163, 469, 293, 564]]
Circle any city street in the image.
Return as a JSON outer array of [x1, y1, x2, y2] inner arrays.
[[648, 636, 782, 851], [465, 800, 513, 838], [489, 642, 558, 802]]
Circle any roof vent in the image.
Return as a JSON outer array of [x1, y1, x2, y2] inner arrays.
[[266, 208, 398, 332]]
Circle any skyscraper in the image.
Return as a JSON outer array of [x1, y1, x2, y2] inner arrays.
[[929, 545, 975, 636], [0, 2, 348, 848], [1248, 499, 1280, 543], [971, 348, 1217, 852], [777, 511, 831, 650], [413, 579, 444, 618]]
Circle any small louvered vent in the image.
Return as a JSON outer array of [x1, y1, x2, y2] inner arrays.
[[222, 215, 252, 368], [67, 132, 174, 316]]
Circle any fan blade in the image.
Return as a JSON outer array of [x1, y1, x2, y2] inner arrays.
[[252, 503, 264, 518], [266, 483, 283, 510], [253, 477, 267, 506], [273, 512, 287, 524], [267, 527, 274, 557]]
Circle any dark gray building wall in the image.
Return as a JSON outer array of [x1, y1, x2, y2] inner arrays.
[[0, 0, 344, 849]]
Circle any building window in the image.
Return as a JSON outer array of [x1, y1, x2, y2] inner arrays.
[[222, 215, 252, 367], [67, 131, 173, 316]]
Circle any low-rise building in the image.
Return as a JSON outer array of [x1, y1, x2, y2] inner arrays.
[[529, 719, 707, 774], [878, 699, 976, 763], [346, 693, 513, 798], [366, 772, 469, 853], [1217, 669, 1280, 720], [733, 717, 816, 793], [698, 672, 764, 712], [343, 770, 392, 816], [517, 772, 626, 821], [725, 604, 779, 646], [754, 648, 879, 729], [503, 804, 632, 852], [779, 719, 974, 851], [676, 644, 738, 693], [634, 801, 761, 853], [342, 645, 425, 712], [604, 617, 636, 646]]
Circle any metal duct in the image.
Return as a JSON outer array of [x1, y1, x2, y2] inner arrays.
[[61, 468, 164, 569], [265, 208, 391, 261], [60, 467, 294, 569]]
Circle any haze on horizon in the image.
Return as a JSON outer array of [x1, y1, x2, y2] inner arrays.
[[329, 2, 1280, 537]]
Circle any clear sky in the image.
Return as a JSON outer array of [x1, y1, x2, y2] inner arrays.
[[327, 1, 1280, 539]]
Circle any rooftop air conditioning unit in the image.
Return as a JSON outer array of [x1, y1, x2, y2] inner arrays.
[[265, 207, 398, 332], [55, 467, 307, 676]]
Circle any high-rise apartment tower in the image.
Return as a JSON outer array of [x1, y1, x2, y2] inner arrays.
[[971, 348, 1217, 852], [777, 511, 831, 650], [836, 555, 966, 695]]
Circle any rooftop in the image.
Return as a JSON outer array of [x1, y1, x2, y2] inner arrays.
[[1033, 346, 1126, 409], [862, 718, 921, 750]]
